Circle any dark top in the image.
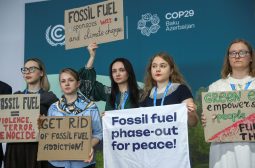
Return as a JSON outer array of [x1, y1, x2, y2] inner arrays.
[[0, 81, 12, 167], [140, 84, 193, 107], [4, 89, 58, 168], [79, 67, 137, 111], [0, 81, 12, 94]]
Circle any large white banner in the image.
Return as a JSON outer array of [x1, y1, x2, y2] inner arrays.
[[103, 104, 190, 168]]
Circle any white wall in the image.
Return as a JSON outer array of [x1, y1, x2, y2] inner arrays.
[[0, 0, 45, 92]]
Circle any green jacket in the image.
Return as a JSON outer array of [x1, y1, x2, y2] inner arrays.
[[79, 67, 137, 111]]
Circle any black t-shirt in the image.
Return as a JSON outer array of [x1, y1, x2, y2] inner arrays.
[[140, 84, 193, 107]]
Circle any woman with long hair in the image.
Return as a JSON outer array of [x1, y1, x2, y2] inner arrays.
[[201, 39, 255, 168], [140, 52, 198, 127], [4, 58, 58, 168], [47, 68, 102, 168], [79, 43, 140, 110]]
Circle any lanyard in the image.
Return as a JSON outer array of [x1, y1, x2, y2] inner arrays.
[[153, 82, 172, 106], [115, 91, 129, 110], [230, 81, 252, 91]]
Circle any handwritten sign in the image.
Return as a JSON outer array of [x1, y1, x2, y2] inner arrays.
[[37, 116, 91, 160], [103, 104, 191, 168], [0, 94, 40, 142], [64, 0, 124, 49], [202, 90, 255, 142]]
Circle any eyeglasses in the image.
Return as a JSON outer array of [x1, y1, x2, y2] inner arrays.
[[21, 66, 41, 74], [228, 50, 250, 58]]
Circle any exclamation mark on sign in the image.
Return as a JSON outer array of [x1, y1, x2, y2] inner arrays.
[[173, 139, 176, 148]]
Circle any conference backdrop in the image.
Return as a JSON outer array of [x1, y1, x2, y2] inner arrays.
[[25, 0, 255, 99]]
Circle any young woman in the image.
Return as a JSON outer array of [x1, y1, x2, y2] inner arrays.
[[79, 43, 140, 110], [140, 52, 198, 127], [47, 68, 102, 168], [4, 58, 58, 168], [201, 39, 255, 168]]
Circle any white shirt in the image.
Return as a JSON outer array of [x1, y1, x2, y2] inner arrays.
[[208, 75, 255, 168]]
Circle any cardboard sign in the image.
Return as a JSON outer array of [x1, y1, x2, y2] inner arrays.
[[37, 116, 91, 161], [103, 104, 191, 168], [202, 90, 255, 142], [0, 94, 40, 142], [64, 0, 124, 49]]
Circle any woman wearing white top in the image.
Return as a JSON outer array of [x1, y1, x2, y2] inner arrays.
[[202, 39, 255, 168]]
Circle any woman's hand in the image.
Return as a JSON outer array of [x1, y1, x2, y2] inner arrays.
[[100, 111, 105, 118], [186, 102, 199, 126], [37, 114, 45, 129], [86, 43, 98, 69], [87, 43, 98, 58], [182, 98, 199, 127], [201, 113, 206, 127], [201, 113, 216, 127], [84, 147, 94, 163]]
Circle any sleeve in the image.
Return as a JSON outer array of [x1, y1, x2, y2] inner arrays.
[[178, 85, 193, 102], [47, 103, 64, 117], [47, 104, 56, 116], [0, 81, 12, 94], [89, 104, 103, 141], [78, 67, 110, 102]]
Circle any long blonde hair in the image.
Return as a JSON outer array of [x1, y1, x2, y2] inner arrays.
[[25, 58, 50, 91], [141, 52, 187, 101], [221, 39, 255, 78]]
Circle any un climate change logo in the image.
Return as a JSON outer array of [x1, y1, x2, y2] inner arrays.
[[45, 25, 65, 47], [137, 13, 160, 36]]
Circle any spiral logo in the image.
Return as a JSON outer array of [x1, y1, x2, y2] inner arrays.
[[137, 13, 160, 36], [45, 25, 65, 46]]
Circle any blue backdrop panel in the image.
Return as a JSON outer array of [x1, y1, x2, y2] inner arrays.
[[25, 0, 255, 93]]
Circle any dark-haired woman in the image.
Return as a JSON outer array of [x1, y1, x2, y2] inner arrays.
[[4, 58, 58, 168], [79, 43, 140, 110]]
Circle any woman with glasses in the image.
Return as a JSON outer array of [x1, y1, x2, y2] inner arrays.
[[201, 39, 255, 168], [139, 52, 198, 127], [79, 43, 140, 111], [4, 58, 58, 168], [47, 68, 102, 168]]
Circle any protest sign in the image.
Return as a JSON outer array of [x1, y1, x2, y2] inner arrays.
[[0, 94, 40, 142], [37, 116, 91, 160], [202, 90, 255, 142], [103, 104, 190, 168], [64, 0, 124, 49]]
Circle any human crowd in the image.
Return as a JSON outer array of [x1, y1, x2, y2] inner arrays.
[[0, 38, 254, 168]]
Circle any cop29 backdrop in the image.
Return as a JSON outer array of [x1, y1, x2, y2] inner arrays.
[[25, 0, 255, 97]]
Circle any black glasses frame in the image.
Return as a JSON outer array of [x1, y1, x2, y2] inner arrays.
[[21, 66, 41, 74]]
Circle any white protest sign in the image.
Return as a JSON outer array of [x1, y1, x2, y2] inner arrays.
[[103, 104, 190, 168]]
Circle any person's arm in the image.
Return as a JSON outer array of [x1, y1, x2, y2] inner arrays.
[[84, 105, 102, 163], [182, 98, 199, 127], [79, 43, 110, 101], [86, 43, 98, 69]]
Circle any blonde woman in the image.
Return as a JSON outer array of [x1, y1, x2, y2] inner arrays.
[[5, 58, 58, 168], [140, 52, 198, 127], [202, 39, 255, 168]]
